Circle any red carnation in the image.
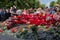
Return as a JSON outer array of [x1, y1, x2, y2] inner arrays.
[[42, 14, 46, 19], [41, 19, 46, 25], [46, 25, 49, 29], [21, 19, 27, 24], [33, 18, 41, 26], [28, 19, 34, 24], [14, 20, 19, 24], [10, 28, 16, 33], [0, 28, 3, 32]]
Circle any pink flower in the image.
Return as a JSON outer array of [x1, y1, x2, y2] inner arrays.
[[53, 13, 60, 20]]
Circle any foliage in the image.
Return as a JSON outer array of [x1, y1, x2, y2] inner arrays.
[[50, 1, 55, 7], [56, 0, 60, 4], [50, 0, 60, 7], [0, 0, 45, 9]]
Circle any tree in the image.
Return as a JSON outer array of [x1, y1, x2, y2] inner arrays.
[[40, 4, 45, 9], [50, 0, 60, 7], [50, 1, 55, 7], [0, 0, 45, 9], [56, 0, 60, 4]]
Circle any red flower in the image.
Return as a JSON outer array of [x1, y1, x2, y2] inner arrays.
[[29, 14, 34, 19], [28, 19, 34, 24], [14, 20, 20, 24], [20, 19, 27, 24], [33, 18, 41, 26], [42, 14, 46, 19], [11, 16, 20, 20], [34, 20, 41, 26], [6, 22, 13, 29], [46, 25, 49, 29], [11, 16, 14, 19], [47, 14, 53, 20], [0, 28, 3, 32], [10, 28, 16, 33], [36, 13, 41, 17], [41, 19, 46, 25]]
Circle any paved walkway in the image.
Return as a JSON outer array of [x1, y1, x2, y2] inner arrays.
[[0, 34, 23, 40]]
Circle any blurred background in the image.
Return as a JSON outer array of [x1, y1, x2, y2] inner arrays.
[[0, 0, 59, 9]]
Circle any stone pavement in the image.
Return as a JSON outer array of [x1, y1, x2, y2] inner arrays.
[[0, 34, 23, 40]]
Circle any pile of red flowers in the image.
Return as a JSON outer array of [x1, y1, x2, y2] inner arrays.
[[5, 13, 60, 29]]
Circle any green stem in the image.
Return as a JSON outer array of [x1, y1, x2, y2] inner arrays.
[[33, 31, 38, 40]]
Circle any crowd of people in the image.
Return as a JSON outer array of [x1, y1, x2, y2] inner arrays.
[[0, 4, 60, 22]]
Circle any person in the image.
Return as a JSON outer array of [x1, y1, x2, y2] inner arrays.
[[34, 8, 44, 14], [5, 9, 11, 19], [0, 8, 6, 21], [49, 7, 55, 14], [16, 9, 22, 15], [22, 9, 27, 15], [10, 6, 17, 16], [28, 8, 34, 14], [44, 7, 50, 14], [13, 5, 16, 13], [53, 4, 60, 21], [0, 9, 2, 21], [36, 8, 42, 13]]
